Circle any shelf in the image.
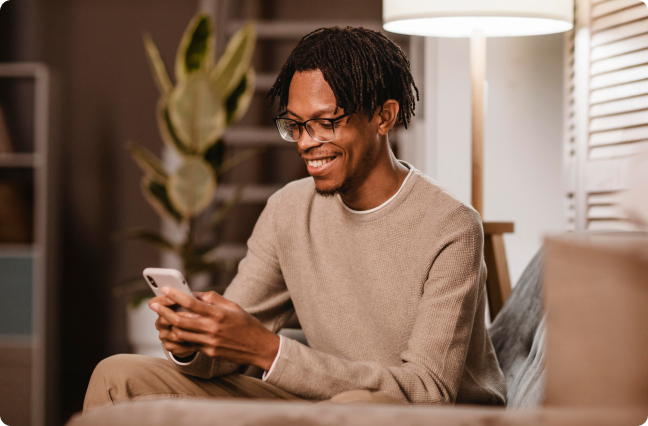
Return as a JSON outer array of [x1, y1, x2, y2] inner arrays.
[[223, 128, 288, 146], [0, 62, 48, 79], [0, 244, 35, 256], [0, 153, 39, 168], [226, 20, 399, 40], [214, 184, 281, 203]]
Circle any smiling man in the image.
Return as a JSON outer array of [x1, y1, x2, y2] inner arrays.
[[84, 27, 506, 408]]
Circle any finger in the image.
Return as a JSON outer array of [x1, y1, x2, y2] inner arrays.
[[195, 291, 229, 306], [159, 328, 184, 343], [177, 311, 201, 319], [152, 303, 212, 334], [149, 296, 176, 310], [155, 316, 172, 331], [162, 340, 197, 354], [172, 327, 219, 348], [161, 287, 212, 316]]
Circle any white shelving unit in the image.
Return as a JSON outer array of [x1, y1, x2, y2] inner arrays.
[[0, 62, 54, 426]]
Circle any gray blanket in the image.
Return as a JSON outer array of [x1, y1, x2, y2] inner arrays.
[[488, 250, 546, 409]]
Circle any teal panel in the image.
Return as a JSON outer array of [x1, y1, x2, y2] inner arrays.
[[0, 256, 33, 335]]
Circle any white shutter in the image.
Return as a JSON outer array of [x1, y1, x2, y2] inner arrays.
[[566, 0, 648, 231]]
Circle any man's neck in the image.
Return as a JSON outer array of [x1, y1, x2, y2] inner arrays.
[[339, 150, 409, 211]]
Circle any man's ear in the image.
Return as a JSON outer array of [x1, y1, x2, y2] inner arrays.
[[377, 100, 400, 135]]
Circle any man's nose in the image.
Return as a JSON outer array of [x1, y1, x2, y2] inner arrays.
[[296, 127, 323, 152]]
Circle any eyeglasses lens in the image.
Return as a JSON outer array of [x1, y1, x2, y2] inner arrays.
[[306, 120, 335, 143], [276, 119, 300, 142]]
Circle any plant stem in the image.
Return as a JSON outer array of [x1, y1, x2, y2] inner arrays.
[[183, 217, 197, 282]]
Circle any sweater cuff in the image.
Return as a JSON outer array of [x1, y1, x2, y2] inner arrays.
[[262, 335, 283, 381], [170, 352, 197, 365]]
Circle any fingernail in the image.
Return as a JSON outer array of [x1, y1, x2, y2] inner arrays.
[[151, 303, 159, 311], [161, 287, 170, 295]]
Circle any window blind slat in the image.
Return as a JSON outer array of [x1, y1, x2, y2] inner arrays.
[[590, 63, 648, 88], [592, 4, 648, 32], [590, 110, 648, 132], [590, 139, 648, 158], [591, 18, 648, 47], [590, 94, 648, 117], [587, 204, 628, 219], [590, 124, 648, 145], [592, 0, 642, 19], [590, 79, 648, 104], [591, 32, 648, 61], [591, 48, 648, 75]]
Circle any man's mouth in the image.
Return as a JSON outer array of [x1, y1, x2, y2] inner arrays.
[[306, 157, 335, 168], [303, 155, 338, 175]]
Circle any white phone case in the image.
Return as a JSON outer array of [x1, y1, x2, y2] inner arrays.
[[143, 268, 196, 300]]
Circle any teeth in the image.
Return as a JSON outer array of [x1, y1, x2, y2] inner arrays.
[[307, 158, 333, 168]]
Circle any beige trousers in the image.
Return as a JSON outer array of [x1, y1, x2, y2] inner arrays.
[[84, 354, 402, 411]]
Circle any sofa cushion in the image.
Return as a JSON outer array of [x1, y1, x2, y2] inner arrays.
[[66, 399, 645, 426], [488, 250, 546, 409]]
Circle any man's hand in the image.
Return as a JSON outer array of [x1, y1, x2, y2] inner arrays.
[[149, 295, 198, 359], [150, 288, 280, 371]]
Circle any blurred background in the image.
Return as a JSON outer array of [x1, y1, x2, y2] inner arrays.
[[1, 0, 644, 424]]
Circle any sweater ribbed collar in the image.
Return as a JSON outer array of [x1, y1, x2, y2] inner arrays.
[[334, 160, 420, 223]]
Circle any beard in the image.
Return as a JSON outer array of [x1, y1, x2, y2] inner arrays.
[[314, 171, 357, 198], [313, 143, 377, 198]]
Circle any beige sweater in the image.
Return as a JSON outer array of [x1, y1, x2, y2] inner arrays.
[[167, 165, 507, 405]]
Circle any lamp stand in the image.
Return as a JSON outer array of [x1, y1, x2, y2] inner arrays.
[[470, 30, 486, 215], [470, 30, 514, 321]]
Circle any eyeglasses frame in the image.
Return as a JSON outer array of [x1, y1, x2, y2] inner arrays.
[[273, 111, 351, 143]]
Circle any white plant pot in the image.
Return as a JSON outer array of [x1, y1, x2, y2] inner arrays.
[[127, 298, 166, 359]]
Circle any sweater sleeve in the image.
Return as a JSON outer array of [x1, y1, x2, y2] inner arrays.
[[264, 206, 485, 404], [165, 191, 295, 379]]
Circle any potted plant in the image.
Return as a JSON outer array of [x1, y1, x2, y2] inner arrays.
[[115, 13, 257, 357]]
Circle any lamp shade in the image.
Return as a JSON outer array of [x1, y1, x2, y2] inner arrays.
[[383, 0, 573, 37]]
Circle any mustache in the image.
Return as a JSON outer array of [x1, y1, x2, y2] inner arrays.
[[298, 147, 338, 158]]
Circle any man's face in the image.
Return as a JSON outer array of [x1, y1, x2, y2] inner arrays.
[[287, 70, 380, 197]]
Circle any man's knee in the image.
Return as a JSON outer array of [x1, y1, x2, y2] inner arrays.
[[90, 354, 166, 387]]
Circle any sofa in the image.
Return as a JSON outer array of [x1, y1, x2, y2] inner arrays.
[[67, 232, 648, 426]]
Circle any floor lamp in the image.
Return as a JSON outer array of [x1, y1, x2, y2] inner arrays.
[[383, 0, 573, 319]]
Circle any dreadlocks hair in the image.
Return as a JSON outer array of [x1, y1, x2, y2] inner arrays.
[[267, 26, 419, 128]]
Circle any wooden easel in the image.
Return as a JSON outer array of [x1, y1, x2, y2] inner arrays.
[[483, 222, 514, 321]]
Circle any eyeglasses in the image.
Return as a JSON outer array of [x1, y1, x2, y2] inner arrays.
[[273, 112, 350, 143]]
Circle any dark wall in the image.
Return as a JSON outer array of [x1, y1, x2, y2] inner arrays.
[[3, 0, 390, 423], [33, 0, 199, 422]]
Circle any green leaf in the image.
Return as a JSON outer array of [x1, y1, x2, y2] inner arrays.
[[216, 147, 262, 177], [168, 74, 227, 153], [175, 13, 215, 82], [166, 156, 217, 218], [156, 99, 191, 155], [211, 22, 256, 99], [125, 141, 167, 183], [112, 228, 178, 252], [204, 139, 225, 171], [225, 67, 255, 125], [143, 33, 173, 95], [141, 176, 183, 222]]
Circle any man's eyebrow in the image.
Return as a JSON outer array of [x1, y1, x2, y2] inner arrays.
[[286, 107, 338, 120], [286, 109, 303, 120]]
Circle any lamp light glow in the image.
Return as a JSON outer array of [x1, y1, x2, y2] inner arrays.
[[383, 0, 573, 38]]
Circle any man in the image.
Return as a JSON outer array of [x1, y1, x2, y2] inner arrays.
[[84, 27, 506, 409]]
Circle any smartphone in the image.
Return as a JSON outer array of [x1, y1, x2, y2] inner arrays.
[[143, 268, 197, 311]]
